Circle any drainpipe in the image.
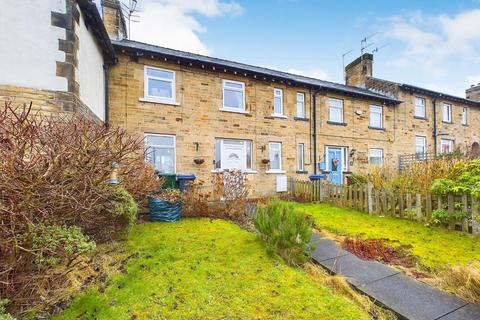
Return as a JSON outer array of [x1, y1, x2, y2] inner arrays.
[[312, 89, 321, 174], [103, 63, 110, 126], [433, 98, 437, 156]]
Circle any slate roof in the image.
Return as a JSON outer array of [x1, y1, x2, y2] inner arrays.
[[111, 39, 401, 105]]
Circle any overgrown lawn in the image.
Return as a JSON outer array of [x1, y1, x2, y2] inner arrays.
[[55, 219, 369, 320], [293, 203, 480, 271]]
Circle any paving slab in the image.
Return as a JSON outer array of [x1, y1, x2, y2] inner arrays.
[[320, 254, 399, 287], [360, 273, 468, 320], [436, 303, 480, 320], [310, 234, 349, 262]]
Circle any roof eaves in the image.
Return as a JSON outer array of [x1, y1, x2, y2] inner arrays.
[[399, 84, 479, 107], [112, 40, 400, 105]]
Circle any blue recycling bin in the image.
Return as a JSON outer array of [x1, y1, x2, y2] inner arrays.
[[176, 174, 196, 191], [309, 174, 327, 181]]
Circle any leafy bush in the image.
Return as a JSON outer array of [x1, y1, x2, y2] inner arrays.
[[254, 201, 313, 266], [0, 300, 15, 320], [430, 209, 449, 225], [28, 224, 96, 268], [0, 102, 158, 316]]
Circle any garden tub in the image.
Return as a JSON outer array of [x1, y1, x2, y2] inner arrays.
[[148, 197, 182, 222]]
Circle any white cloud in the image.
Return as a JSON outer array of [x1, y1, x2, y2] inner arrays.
[[385, 9, 480, 71], [128, 0, 243, 55]]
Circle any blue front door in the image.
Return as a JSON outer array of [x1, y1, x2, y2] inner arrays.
[[327, 148, 343, 185]]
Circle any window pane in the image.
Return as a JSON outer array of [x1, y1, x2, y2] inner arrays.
[[269, 143, 281, 170], [296, 93, 305, 117], [329, 99, 342, 108], [297, 144, 304, 170], [146, 135, 174, 146], [215, 139, 221, 169], [369, 149, 383, 165], [224, 89, 244, 109], [329, 107, 343, 122], [148, 79, 173, 98], [415, 98, 425, 117], [462, 108, 467, 125], [246, 140, 252, 169], [146, 147, 175, 173], [224, 81, 243, 90], [415, 137, 426, 154], [147, 68, 174, 80], [274, 96, 282, 114]]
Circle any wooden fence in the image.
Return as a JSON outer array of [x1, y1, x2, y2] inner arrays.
[[289, 178, 480, 236]]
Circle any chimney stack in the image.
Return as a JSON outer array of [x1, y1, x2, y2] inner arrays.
[[101, 0, 127, 40], [345, 53, 373, 88], [466, 83, 480, 102]]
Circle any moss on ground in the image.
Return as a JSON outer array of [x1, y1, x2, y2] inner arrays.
[[293, 202, 480, 271], [55, 219, 369, 320]]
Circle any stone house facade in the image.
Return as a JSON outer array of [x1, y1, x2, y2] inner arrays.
[[2, 0, 480, 196]]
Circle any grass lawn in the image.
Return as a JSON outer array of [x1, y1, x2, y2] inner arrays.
[[55, 219, 369, 320], [293, 202, 480, 271]]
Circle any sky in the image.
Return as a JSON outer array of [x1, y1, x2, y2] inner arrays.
[[105, 0, 480, 97]]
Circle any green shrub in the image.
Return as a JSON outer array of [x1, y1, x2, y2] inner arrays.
[[430, 179, 456, 195], [0, 300, 15, 320], [254, 201, 313, 266], [430, 209, 449, 225], [110, 186, 138, 227], [29, 224, 96, 269]]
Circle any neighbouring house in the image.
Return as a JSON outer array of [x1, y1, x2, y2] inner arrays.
[[0, 0, 116, 121], [2, 0, 480, 195]]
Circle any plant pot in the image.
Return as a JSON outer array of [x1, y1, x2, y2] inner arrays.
[[261, 159, 270, 164], [193, 158, 205, 165]]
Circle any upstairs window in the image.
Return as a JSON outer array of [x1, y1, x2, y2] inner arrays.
[[441, 139, 454, 154], [222, 80, 245, 111], [369, 105, 383, 128], [296, 92, 306, 118], [414, 97, 426, 118], [328, 98, 344, 123], [269, 142, 282, 171], [443, 104, 452, 123], [144, 67, 175, 103], [462, 107, 468, 125], [145, 134, 176, 173], [369, 148, 384, 166], [273, 88, 284, 115]]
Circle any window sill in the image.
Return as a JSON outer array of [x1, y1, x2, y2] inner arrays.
[[327, 121, 347, 126], [368, 126, 386, 131], [210, 169, 258, 174], [462, 124, 468, 127], [219, 108, 249, 114], [271, 114, 288, 119], [266, 170, 286, 174], [414, 116, 428, 120], [296, 170, 308, 174], [294, 117, 309, 121], [139, 97, 180, 106], [442, 121, 453, 124]]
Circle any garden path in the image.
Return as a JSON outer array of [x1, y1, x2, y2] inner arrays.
[[310, 233, 480, 320]]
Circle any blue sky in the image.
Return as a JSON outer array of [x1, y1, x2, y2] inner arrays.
[[115, 0, 480, 97]]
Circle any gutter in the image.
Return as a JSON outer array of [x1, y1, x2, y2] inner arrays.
[[433, 98, 437, 156], [312, 89, 321, 174]]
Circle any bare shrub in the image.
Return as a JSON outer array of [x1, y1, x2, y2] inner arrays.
[[0, 102, 159, 316], [439, 263, 480, 304]]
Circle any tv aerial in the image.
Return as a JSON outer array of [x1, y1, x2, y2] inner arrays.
[[121, 0, 140, 39]]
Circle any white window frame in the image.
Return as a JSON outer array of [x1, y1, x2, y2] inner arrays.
[[415, 136, 427, 156], [328, 98, 344, 123], [272, 88, 284, 116], [296, 92, 306, 118], [369, 105, 383, 128], [443, 104, 452, 123], [221, 80, 246, 112], [144, 133, 176, 173], [462, 107, 468, 125], [144, 66, 176, 104], [214, 138, 253, 171], [440, 139, 454, 154], [414, 97, 426, 118], [297, 143, 305, 171], [267, 142, 284, 173], [369, 148, 384, 166]]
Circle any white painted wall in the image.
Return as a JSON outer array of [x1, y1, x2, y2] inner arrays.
[[0, 0, 68, 91], [76, 5, 105, 121]]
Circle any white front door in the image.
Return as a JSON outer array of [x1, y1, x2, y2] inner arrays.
[[221, 140, 245, 170]]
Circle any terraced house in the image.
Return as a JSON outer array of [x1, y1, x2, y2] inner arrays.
[[2, 0, 480, 195]]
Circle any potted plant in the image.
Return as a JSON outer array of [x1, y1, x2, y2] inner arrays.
[[148, 188, 182, 222]]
